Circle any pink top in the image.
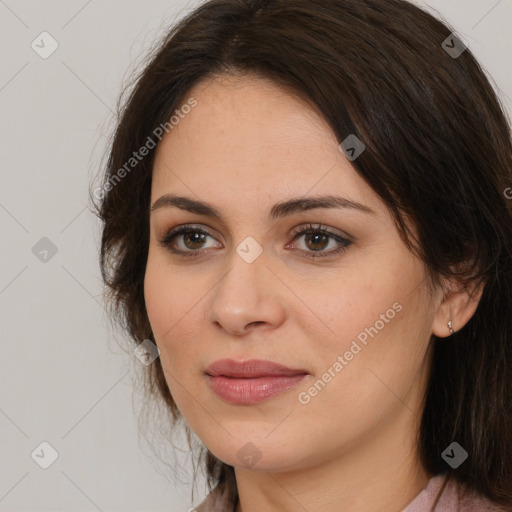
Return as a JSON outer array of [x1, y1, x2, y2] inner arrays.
[[195, 473, 505, 512]]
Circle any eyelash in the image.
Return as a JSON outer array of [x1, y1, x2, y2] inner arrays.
[[158, 223, 352, 260]]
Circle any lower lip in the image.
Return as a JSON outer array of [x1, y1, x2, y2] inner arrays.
[[207, 374, 308, 404]]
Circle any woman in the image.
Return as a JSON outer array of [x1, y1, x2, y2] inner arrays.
[[92, 0, 512, 510]]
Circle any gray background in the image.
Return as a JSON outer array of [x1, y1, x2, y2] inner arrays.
[[0, 0, 510, 510]]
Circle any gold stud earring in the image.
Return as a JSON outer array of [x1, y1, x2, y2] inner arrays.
[[448, 320, 454, 335]]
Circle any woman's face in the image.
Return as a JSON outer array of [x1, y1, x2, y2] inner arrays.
[[144, 74, 441, 473]]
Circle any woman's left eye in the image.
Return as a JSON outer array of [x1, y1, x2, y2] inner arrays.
[[287, 223, 352, 259], [158, 223, 352, 259]]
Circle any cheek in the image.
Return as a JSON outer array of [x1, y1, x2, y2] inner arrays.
[[144, 254, 196, 339], [143, 259, 202, 411], [143, 255, 207, 377], [313, 270, 398, 350], [143, 261, 171, 339], [310, 257, 431, 388]]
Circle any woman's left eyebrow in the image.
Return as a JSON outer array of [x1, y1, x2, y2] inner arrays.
[[150, 194, 376, 221]]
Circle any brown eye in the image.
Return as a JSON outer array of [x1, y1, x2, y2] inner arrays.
[[303, 232, 330, 251], [288, 223, 352, 259], [181, 231, 208, 250], [159, 225, 221, 256]]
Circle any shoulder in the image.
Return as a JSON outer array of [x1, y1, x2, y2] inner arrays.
[[455, 480, 508, 512], [195, 485, 234, 512], [402, 473, 507, 512]]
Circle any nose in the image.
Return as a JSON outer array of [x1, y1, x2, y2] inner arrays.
[[207, 250, 287, 336]]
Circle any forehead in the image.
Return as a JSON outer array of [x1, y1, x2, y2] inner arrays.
[[155, 74, 337, 166], [151, 74, 381, 218]]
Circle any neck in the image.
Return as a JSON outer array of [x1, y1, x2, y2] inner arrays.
[[234, 407, 432, 512]]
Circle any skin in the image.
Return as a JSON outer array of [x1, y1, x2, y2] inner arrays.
[[144, 73, 482, 512]]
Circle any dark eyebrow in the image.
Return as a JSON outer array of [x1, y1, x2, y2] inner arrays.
[[150, 194, 376, 220]]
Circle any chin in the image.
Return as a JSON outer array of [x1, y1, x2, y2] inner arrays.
[[202, 435, 309, 472]]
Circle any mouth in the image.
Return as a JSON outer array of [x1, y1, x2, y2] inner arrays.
[[205, 359, 309, 404]]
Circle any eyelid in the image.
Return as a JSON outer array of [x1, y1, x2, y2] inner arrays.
[[289, 222, 352, 241]]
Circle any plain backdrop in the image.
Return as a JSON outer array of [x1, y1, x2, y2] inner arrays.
[[0, 0, 510, 510]]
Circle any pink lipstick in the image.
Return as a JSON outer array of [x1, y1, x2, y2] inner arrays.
[[205, 359, 309, 404]]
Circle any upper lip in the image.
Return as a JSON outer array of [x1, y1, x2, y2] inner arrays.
[[206, 359, 309, 378]]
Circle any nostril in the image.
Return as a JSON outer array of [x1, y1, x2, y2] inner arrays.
[[248, 321, 265, 327]]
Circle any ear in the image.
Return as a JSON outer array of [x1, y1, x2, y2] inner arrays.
[[431, 278, 486, 338]]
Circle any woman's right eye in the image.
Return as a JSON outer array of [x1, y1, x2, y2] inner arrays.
[[159, 225, 221, 257]]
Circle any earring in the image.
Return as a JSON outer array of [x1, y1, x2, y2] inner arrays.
[[448, 320, 454, 335]]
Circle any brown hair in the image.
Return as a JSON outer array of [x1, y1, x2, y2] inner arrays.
[[92, 0, 512, 509]]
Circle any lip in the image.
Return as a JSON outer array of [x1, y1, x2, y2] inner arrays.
[[205, 359, 309, 404], [206, 358, 309, 378]]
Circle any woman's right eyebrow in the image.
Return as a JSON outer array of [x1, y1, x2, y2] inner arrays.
[[150, 193, 376, 221]]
